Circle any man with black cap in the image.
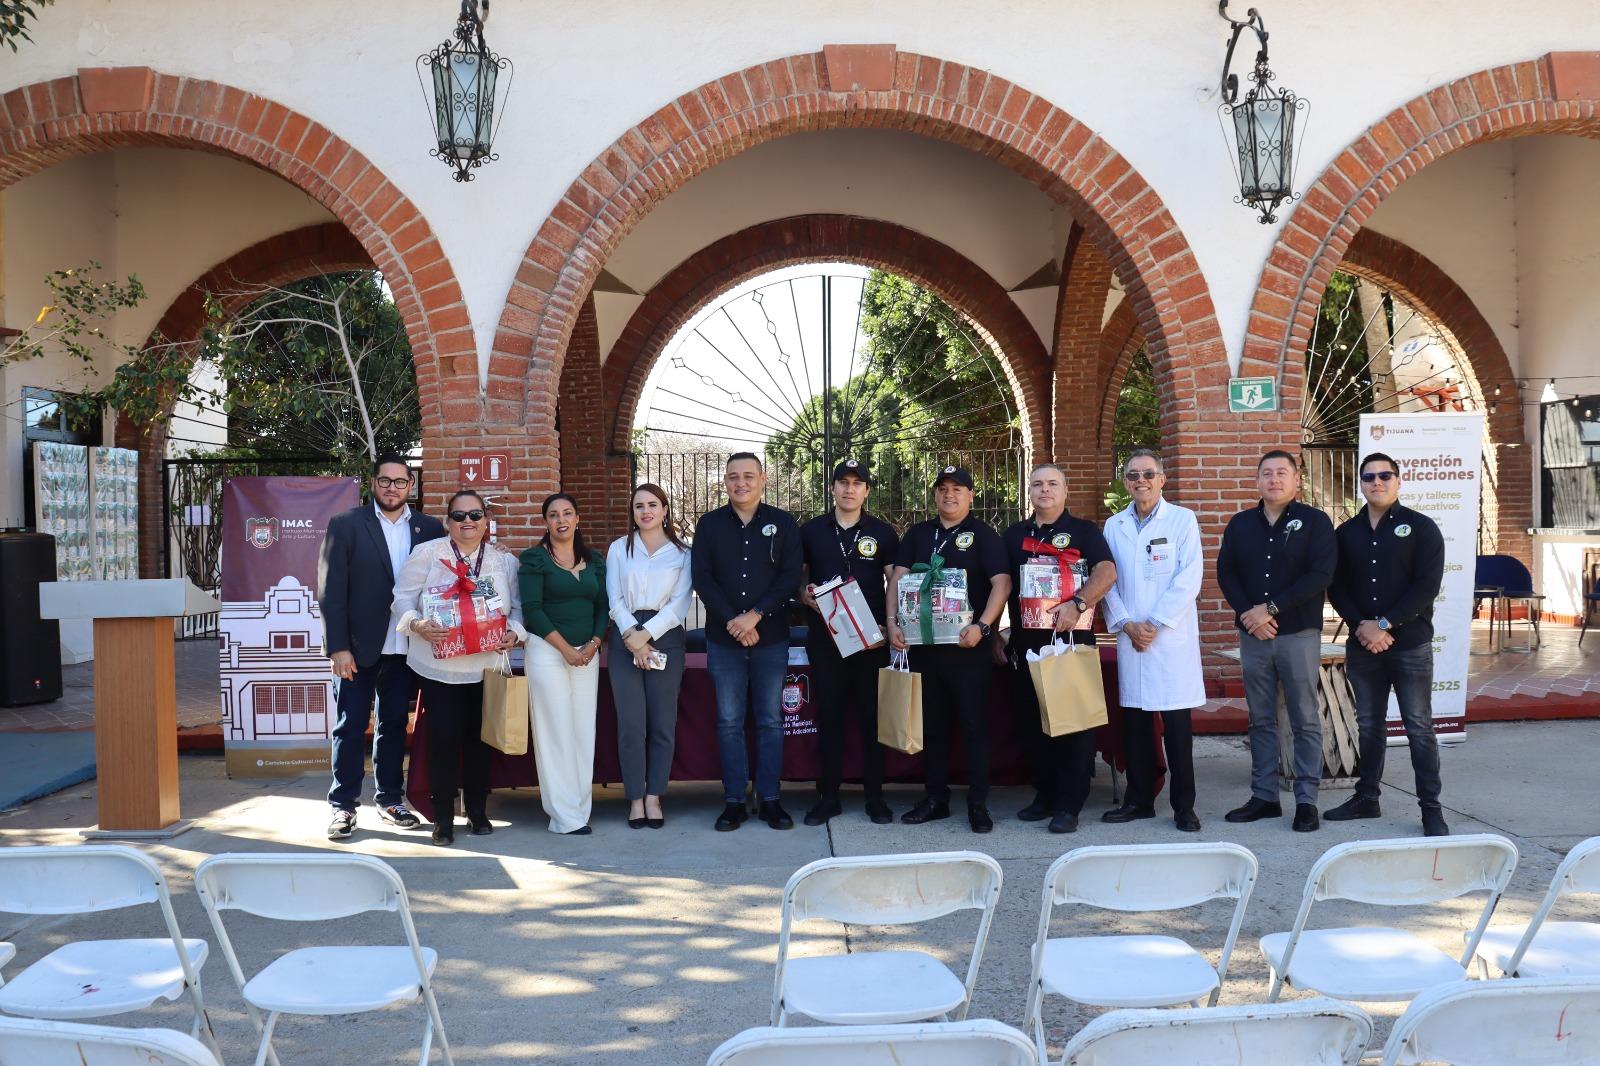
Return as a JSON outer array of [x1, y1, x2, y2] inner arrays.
[[887, 465, 1011, 833], [798, 459, 901, 826], [1001, 463, 1117, 834]]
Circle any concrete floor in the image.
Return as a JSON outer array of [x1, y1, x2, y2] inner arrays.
[[1, 721, 1597, 1064]]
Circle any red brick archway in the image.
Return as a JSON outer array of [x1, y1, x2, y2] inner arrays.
[[113, 223, 374, 576], [494, 46, 1228, 500], [0, 68, 475, 517]]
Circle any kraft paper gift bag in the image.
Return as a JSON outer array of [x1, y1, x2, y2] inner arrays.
[[877, 648, 924, 755], [1026, 637, 1108, 738], [481, 654, 529, 755]]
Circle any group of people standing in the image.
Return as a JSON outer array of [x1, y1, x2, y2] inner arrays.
[[319, 443, 1449, 846]]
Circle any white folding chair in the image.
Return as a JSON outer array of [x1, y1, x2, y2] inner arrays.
[[195, 853, 452, 1066], [1377, 976, 1600, 1065], [1474, 834, 1600, 978], [771, 851, 1003, 1027], [1261, 835, 1518, 1003], [1060, 999, 1372, 1066], [0, 1014, 219, 1065], [0, 845, 219, 1061], [710, 1019, 1037, 1065]]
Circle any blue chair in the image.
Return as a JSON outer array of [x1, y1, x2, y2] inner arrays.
[[1580, 576, 1600, 648], [1474, 555, 1543, 653]]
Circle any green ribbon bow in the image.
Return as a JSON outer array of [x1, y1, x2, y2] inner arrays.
[[910, 552, 947, 646]]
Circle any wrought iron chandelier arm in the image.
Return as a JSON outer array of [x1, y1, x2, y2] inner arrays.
[[1218, 1, 1269, 103]]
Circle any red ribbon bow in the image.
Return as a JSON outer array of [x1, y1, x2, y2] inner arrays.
[[443, 558, 482, 649], [1021, 537, 1081, 598]]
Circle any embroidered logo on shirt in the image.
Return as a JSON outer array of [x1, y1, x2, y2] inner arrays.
[[859, 536, 879, 558], [1395, 523, 1412, 538], [1051, 533, 1071, 549], [955, 531, 975, 550], [762, 523, 777, 536], [1286, 518, 1303, 531]]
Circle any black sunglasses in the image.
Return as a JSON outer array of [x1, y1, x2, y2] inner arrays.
[[1360, 471, 1397, 483], [448, 509, 486, 522], [1124, 469, 1161, 481]]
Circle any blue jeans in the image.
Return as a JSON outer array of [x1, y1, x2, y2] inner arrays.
[[706, 640, 788, 804], [327, 654, 417, 811], [1239, 629, 1323, 806], [1346, 642, 1442, 808]]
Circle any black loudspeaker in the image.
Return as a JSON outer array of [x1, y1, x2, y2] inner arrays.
[[0, 532, 63, 706]]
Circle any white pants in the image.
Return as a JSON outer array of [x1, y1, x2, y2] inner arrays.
[[526, 638, 599, 833]]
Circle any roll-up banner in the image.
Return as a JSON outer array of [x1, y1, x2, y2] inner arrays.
[[219, 476, 359, 777], [1357, 412, 1484, 743]]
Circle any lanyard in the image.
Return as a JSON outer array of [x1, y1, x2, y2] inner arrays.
[[449, 539, 485, 580], [834, 520, 863, 565], [930, 520, 963, 559]]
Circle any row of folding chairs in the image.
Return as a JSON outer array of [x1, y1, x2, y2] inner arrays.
[[716, 977, 1600, 1065], [769, 835, 1600, 1063], [0, 846, 450, 1065]]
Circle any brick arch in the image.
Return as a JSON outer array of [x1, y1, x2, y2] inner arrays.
[[0, 68, 476, 516], [495, 47, 1226, 476], [1338, 228, 1529, 559], [112, 223, 375, 576], [600, 214, 1052, 457]]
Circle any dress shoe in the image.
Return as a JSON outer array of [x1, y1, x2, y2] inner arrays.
[[1324, 796, 1382, 821], [628, 816, 647, 829], [714, 802, 748, 832], [864, 798, 894, 824], [1101, 804, 1156, 824], [647, 815, 665, 829], [758, 800, 794, 830], [1049, 810, 1079, 834], [804, 798, 842, 826], [1225, 797, 1283, 823], [968, 806, 994, 833], [468, 815, 494, 836], [1292, 804, 1320, 832], [1174, 810, 1201, 833], [1422, 807, 1450, 837], [565, 825, 593, 836], [431, 824, 454, 847], [901, 797, 951, 824], [1017, 796, 1054, 822]]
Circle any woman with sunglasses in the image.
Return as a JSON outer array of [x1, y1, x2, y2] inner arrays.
[[392, 489, 525, 845], [518, 492, 608, 835]]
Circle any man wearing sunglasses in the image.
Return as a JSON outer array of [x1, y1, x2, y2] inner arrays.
[[1326, 452, 1448, 836], [318, 452, 444, 840]]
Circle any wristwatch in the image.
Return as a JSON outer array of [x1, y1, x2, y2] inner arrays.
[[1265, 600, 1281, 618], [1071, 594, 1088, 612], [1376, 617, 1392, 631], [975, 620, 993, 638]]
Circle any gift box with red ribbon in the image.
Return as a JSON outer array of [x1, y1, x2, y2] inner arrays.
[[811, 575, 885, 657], [1020, 536, 1084, 630], [421, 568, 507, 659]]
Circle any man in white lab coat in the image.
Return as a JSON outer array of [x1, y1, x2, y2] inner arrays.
[[1100, 449, 1205, 832]]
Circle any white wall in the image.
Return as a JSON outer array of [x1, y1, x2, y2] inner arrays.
[[6, 0, 1600, 383]]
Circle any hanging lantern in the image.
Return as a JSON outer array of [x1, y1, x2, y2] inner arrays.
[[1217, 2, 1309, 223], [417, 0, 514, 182]]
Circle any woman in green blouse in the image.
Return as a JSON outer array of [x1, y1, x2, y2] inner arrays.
[[518, 493, 608, 834]]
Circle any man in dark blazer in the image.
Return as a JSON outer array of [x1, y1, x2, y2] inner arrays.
[[318, 453, 444, 840]]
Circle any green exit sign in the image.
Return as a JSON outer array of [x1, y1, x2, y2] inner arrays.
[[1228, 376, 1277, 413]]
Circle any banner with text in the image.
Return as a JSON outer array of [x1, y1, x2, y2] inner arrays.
[[219, 476, 359, 777], [1358, 412, 1483, 741]]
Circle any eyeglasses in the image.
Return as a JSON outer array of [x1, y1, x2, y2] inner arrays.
[[1360, 471, 1397, 483], [374, 476, 412, 488], [1124, 470, 1161, 481], [448, 509, 486, 522]]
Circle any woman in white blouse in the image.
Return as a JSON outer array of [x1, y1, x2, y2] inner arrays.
[[605, 483, 693, 829], [392, 490, 526, 845]]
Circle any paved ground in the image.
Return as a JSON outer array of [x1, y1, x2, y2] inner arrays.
[[1, 721, 1596, 1064]]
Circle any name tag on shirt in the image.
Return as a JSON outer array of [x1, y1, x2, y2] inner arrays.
[[1144, 537, 1173, 578]]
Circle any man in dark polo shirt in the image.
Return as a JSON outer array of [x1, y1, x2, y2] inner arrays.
[[798, 459, 901, 826], [887, 465, 1011, 833], [691, 452, 804, 832], [1001, 463, 1116, 834], [1326, 452, 1449, 837], [1217, 449, 1336, 833]]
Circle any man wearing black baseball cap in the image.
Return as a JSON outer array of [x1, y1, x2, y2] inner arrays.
[[887, 465, 1010, 833], [798, 459, 900, 826]]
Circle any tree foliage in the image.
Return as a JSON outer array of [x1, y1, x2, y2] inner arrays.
[[1, 0, 54, 51]]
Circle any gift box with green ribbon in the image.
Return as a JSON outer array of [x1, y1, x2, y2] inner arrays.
[[895, 552, 972, 645]]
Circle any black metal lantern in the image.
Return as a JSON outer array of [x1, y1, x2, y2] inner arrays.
[[417, 0, 513, 182], [1217, 2, 1307, 223]]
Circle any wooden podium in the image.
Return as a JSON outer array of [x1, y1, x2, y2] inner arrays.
[[39, 579, 220, 838]]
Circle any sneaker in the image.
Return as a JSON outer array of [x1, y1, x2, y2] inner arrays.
[[327, 809, 356, 841], [377, 803, 422, 829]]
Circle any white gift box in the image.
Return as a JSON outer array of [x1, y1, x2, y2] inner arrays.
[[811, 575, 885, 657]]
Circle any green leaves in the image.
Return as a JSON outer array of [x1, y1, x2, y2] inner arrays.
[[1, 0, 55, 52]]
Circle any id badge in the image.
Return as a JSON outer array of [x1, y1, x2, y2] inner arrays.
[[1144, 538, 1174, 579]]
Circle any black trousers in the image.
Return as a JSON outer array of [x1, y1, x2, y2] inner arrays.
[[1008, 646, 1098, 815], [909, 643, 992, 808], [1122, 707, 1196, 815], [420, 677, 491, 822], [810, 638, 889, 801]]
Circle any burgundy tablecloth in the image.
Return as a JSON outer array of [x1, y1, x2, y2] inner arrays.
[[406, 645, 1162, 820]]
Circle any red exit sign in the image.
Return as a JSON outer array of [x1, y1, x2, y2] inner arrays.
[[459, 451, 510, 485]]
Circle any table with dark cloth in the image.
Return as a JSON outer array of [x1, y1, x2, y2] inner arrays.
[[406, 644, 1163, 820]]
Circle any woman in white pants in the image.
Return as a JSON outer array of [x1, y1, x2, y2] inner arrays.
[[518, 493, 608, 834]]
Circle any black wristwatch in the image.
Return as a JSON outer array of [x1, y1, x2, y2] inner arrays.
[[975, 620, 993, 638], [1265, 600, 1281, 618], [1071, 594, 1088, 612]]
